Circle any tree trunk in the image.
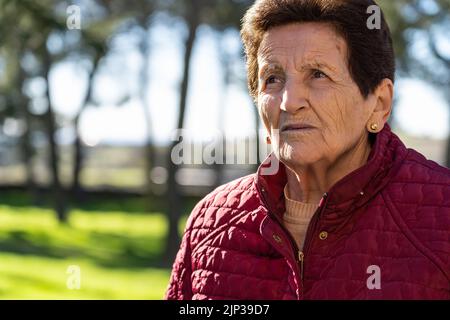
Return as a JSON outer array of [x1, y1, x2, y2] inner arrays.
[[43, 50, 67, 223], [72, 54, 100, 203], [16, 58, 38, 202], [72, 114, 84, 202], [138, 24, 156, 209], [214, 93, 225, 187], [214, 34, 229, 187], [19, 96, 37, 199], [165, 1, 200, 264]]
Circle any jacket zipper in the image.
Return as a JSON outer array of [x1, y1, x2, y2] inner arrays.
[[298, 251, 304, 282], [297, 192, 329, 294], [269, 208, 302, 272], [258, 183, 329, 298]]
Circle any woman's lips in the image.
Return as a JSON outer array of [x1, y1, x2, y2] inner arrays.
[[281, 123, 316, 132]]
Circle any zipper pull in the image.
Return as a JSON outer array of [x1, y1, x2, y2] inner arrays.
[[318, 192, 328, 208], [298, 251, 304, 281]]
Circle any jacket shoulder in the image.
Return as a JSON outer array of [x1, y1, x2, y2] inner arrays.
[[194, 173, 258, 212], [388, 148, 450, 199], [392, 148, 450, 183], [184, 173, 261, 247], [385, 148, 450, 280], [165, 173, 261, 300]]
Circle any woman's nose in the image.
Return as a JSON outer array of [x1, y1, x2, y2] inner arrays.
[[280, 81, 308, 113]]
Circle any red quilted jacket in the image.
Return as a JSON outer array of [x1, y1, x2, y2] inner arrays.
[[165, 124, 450, 300]]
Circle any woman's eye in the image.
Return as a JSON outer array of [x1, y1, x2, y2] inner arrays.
[[312, 69, 327, 79], [265, 75, 279, 85]]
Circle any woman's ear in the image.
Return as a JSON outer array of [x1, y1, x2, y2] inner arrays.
[[371, 78, 394, 125]]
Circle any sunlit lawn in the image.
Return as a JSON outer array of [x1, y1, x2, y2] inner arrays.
[[0, 204, 180, 299]]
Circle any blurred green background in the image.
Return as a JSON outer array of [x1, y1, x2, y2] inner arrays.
[[0, 190, 194, 299], [0, 0, 449, 299]]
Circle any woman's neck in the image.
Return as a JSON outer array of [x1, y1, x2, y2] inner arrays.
[[285, 134, 372, 204]]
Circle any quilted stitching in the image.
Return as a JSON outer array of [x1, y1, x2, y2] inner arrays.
[[165, 124, 450, 300]]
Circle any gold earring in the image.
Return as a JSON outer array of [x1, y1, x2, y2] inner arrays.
[[266, 136, 271, 144], [369, 123, 378, 132]]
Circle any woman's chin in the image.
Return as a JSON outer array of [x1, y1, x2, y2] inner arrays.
[[278, 144, 319, 166]]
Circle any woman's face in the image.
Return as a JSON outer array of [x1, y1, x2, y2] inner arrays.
[[257, 22, 379, 168]]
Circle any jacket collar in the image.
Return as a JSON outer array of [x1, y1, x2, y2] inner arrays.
[[255, 124, 409, 219]]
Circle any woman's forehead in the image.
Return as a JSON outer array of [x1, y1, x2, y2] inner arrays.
[[258, 22, 346, 57], [257, 23, 348, 70]]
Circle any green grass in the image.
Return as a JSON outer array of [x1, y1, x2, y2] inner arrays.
[[0, 204, 174, 299], [0, 253, 170, 299]]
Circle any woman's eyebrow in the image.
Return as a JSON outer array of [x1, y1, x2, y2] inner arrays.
[[259, 58, 339, 77], [299, 60, 338, 73], [259, 62, 284, 78]]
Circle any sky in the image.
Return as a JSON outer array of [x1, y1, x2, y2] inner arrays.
[[48, 19, 449, 147]]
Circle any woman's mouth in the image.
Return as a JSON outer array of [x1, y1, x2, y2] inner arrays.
[[281, 123, 316, 132]]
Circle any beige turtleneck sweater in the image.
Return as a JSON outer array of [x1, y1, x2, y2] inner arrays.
[[283, 185, 319, 250]]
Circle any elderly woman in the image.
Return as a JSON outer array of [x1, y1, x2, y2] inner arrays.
[[166, 0, 450, 300]]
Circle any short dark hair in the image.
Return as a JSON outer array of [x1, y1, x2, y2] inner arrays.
[[241, 0, 396, 100]]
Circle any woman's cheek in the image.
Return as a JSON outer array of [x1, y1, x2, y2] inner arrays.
[[259, 94, 281, 130], [312, 86, 348, 126]]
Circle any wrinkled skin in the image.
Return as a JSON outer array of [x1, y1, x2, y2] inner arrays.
[[257, 22, 393, 204]]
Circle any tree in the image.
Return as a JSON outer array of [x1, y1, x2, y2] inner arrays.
[[0, 0, 68, 220], [0, 40, 38, 200], [379, 0, 450, 166], [1, 0, 110, 221], [162, 0, 202, 263], [133, 1, 158, 208], [162, 0, 254, 263]]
